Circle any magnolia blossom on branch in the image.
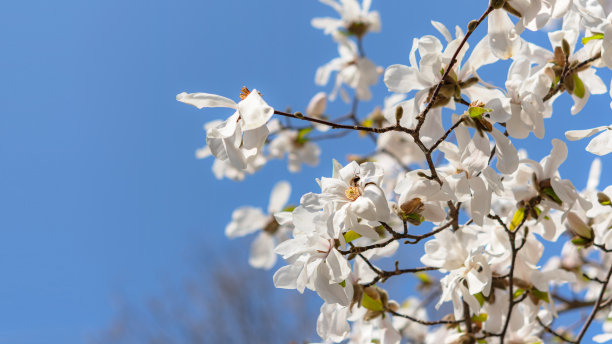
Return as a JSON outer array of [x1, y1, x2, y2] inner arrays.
[[177, 0, 612, 343]]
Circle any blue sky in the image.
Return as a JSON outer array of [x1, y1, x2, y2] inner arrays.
[[0, 0, 611, 342]]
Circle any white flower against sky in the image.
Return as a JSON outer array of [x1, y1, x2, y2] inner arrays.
[[316, 34, 380, 102], [225, 181, 292, 269], [312, 0, 381, 37], [177, 87, 274, 169]]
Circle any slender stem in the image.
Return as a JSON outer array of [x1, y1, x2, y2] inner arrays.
[[575, 261, 612, 343], [388, 309, 463, 326], [415, 5, 493, 133], [537, 317, 575, 344]]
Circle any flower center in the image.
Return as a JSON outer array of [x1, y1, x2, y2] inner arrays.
[[345, 186, 362, 201], [239, 86, 251, 100]]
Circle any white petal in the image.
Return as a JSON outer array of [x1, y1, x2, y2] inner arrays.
[[543, 139, 567, 178], [238, 90, 274, 131], [273, 262, 304, 290], [242, 125, 269, 150], [565, 126, 608, 141], [306, 92, 327, 117], [326, 248, 352, 283], [268, 181, 291, 213], [488, 9, 520, 60], [431, 20, 452, 42], [469, 176, 491, 226], [586, 129, 612, 156], [225, 207, 268, 238], [176, 92, 237, 109], [249, 232, 276, 269], [490, 127, 519, 174], [317, 303, 350, 342], [384, 64, 426, 93]]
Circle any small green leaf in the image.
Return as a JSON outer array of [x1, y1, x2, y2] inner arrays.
[[282, 205, 296, 212], [472, 313, 488, 323], [468, 107, 493, 118], [534, 206, 542, 217], [339, 280, 346, 288], [478, 339, 488, 344], [404, 213, 425, 225], [573, 74, 585, 99], [416, 272, 431, 284], [513, 288, 526, 299], [343, 230, 362, 243], [531, 288, 550, 303], [542, 187, 563, 205], [361, 292, 383, 312], [296, 127, 313, 144], [474, 292, 486, 306], [572, 236, 591, 246], [582, 33, 604, 44], [509, 208, 525, 231], [361, 118, 373, 128]]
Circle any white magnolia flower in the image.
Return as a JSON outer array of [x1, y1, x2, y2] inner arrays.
[[488, 58, 552, 139], [421, 226, 492, 318], [177, 88, 274, 169], [273, 206, 353, 306], [303, 160, 391, 238], [268, 129, 321, 172], [517, 139, 591, 214], [316, 34, 380, 101], [385, 23, 499, 110], [311, 0, 381, 37], [438, 123, 496, 225], [225, 181, 292, 269], [394, 170, 452, 224], [487, 0, 568, 59]]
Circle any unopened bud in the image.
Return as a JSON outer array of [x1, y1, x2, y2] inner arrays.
[[562, 39, 571, 57], [598, 192, 611, 206], [455, 334, 476, 344], [563, 74, 575, 94], [294, 111, 304, 119], [566, 212, 594, 240], [459, 76, 479, 89], [363, 286, 380, 301], [400, 198, 424, 215], [395, 106, 403, 125], [467, 20, 478, 32], [490, 0, 506, 9], [386, 300, 400, 312]]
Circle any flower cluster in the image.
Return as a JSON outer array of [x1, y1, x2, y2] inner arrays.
[[177, 0, 612, 343]]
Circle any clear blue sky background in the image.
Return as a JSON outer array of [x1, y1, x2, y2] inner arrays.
[[0, 0, 611, 343]]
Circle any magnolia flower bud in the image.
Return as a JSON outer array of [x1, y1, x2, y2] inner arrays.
[[386, 300, 399, 312], [490, 0, 506, 9], [454, 334, 476, 344], [294, 111, 304, 118], [566, 212, 594, 240], [598, 192, 611, 206], [400, 197, 424, 214], [395, 105, 403, 125], [467, 20, 478, 32], [562, 39, 571, 57]]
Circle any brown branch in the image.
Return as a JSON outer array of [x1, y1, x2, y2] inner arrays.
[[575, 261, 612, 343], [414, 5, 493, 133], [388, 309, 463, 326], [537, 317, 576, 344], [274, 109, 413, 135]]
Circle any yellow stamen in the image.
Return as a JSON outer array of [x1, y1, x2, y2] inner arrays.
[[345, 186, 362, 201], [239, 86, 251, 100]]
